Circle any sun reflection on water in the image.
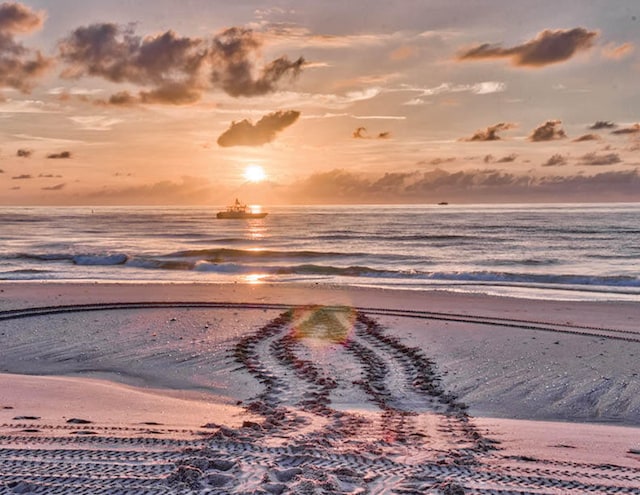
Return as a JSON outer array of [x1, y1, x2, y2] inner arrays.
[[243, 273, 268, 284]]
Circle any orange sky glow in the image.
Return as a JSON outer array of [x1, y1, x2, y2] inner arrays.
[[0, 1, 639, 205]]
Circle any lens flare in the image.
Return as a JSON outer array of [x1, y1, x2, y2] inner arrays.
[[291, 305, 357, 346]]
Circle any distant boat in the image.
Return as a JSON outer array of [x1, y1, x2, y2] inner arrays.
[[437, 202, 449, 205], [216, 199, 268, 219]]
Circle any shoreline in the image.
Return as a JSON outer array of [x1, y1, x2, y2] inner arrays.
[[1, 281, 639, 492]]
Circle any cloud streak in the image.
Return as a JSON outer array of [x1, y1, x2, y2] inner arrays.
[[458, 28, 597, 67], [217, 110, 300, 147]]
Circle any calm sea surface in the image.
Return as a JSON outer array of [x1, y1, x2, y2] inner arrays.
[[1, 204, 638, 301]]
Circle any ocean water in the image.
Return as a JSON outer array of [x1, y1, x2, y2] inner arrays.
[[1, 204, 638, 301]]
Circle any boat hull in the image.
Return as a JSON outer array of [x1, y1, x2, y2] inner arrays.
[[216, 212, 268, 219]]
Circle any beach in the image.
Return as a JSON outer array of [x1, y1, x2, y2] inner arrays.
[[0, 282, 638, 493]]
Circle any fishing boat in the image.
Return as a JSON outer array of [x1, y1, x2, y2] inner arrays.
[[216, 199, 268, 219]]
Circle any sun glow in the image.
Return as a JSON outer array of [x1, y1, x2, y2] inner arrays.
[[244, 165, 266, 183]]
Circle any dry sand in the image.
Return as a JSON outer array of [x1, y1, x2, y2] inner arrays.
[[0, 281, 639, 494]]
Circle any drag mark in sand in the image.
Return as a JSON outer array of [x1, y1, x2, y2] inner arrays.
[[1, 303, 639, 493]]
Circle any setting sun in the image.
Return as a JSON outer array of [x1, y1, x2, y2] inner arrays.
[[244, 165, 266, 183]]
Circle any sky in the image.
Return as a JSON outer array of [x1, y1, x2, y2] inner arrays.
[[0, 0, 639, 205]]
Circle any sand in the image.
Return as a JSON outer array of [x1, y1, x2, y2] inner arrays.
[[0, 282, 639, 494]]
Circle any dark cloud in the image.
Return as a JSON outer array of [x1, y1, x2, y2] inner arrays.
[[611, 124, 640, 135], [371, 172, 417, 193], [210, 27, 304, 97], [217, 110, 300, 147], [0, 2, 53, 92], [589, 120, 617, 130], [579, 152, 622, 166], [12, 174, 32, 179], [352, 127, 391, 139], [537, 169, 640, 199], [58, 24, 304, 104], [529, 120, 566, 141], [288, 167, 640, 203], [42, 183, 65, 191], [541, 153, 568, 167], [16, 148, 32, 157], [457, 28, 597, 67], [47, 151, 72, 159], [424, 157, 456, 166], [496, 153, 517, 163], [463, 122, 516, 141], [38, 173, 62, 178], [573, 133, 599, 142], [0, 168, 4, 173], [353, 126, 367, 139], [106, 91, 138, 106]]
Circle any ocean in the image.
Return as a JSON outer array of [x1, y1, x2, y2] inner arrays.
[[1, 203, 638, 301]]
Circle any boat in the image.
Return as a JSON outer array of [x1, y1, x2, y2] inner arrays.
[[216, 199, 268, 219]]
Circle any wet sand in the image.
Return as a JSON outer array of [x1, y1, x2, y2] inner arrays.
[[0, 282, 638, 493]]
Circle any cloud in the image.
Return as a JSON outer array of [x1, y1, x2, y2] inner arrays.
[[12, 174, 32, 179], [601, 42, 635, 60], [542, 154, 568, 167], [47, 151, 72, 159], [579, 152, 622, 166], [352, 126, 366, 139], [58, 24, 304, 104], [287, 168, 640, 203], [17, 148, 32, 157], [589, 121, 617, 130], [463, 122, 516, 141], [401, 81, 506, 104], [69, 115, 123, 131], [611, 124, 640, 135], [42, 183, 65, 191], [389, 45, 418, 61], [496, 153, 517, 163], [0, 2, 53, 92], [529, 120, 566, 141], [573, 133, 599, 142], [352, 127, 391, 139], [424, 157, 456, 166], [457, 28, 597, 67], [217, 109, 300, 147]]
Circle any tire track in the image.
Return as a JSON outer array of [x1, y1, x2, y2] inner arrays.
[[1, 303, 638, 493], [2, 301, 639, 343]]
